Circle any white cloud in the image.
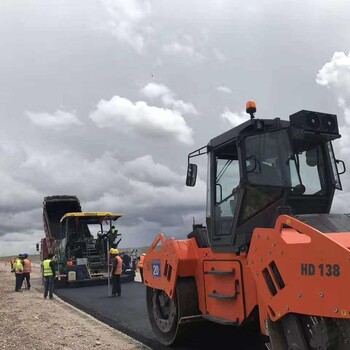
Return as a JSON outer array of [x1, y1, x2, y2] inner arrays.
[[141, 82, 198, 115], [89, 95, 194, 144], [141, 83, 170, 99], [217, 85, 232, 94], [26, 110, 82, 130], [221, 109, 247, 127], [316, 51, 350, 124], [102, 0, 152, 53], [162, 41, 204, 60], [317, 52, 350, 209], [123, 155, 183, 187], [316, 52, 350, 91]]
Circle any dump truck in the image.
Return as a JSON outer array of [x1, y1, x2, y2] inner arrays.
[[39, 195, 135, 286], [40, 195, 82, 260], [143, 101, 350, 349]]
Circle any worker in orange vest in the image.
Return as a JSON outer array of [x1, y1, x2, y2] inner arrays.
[[22, 253, 32, 290], [137, 253, 146, 283], [110, 248, 123, 297]]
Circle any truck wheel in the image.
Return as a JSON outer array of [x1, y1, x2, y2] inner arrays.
[[146, 277, 200, 346]]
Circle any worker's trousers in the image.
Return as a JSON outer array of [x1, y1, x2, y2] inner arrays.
[[15, 273, 23, 291], [22, 273, 31, 290], [112, 274, 121, 296], [44, 276, 54, 298], [139, 268, 144, 283]]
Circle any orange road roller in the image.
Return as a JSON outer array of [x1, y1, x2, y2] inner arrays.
[[144, 101, 350, 349]]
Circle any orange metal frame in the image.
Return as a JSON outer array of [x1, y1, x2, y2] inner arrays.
[[249, 215, 350, 331], [143, 233, 258, 326], [143, 215, 350, 336]]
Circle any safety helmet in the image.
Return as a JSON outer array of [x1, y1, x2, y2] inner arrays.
[[142, 253, 146, 256], [109, 248, 119, 255], [23, 253, 28, 259]]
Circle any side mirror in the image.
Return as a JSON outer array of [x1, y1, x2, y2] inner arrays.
[[36, 243, 39, 252], [186, 163, 197, 187]]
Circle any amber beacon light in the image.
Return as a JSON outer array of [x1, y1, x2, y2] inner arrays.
[[246, 100, 257, 119]]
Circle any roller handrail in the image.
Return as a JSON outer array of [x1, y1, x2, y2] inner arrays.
[[150, 233, 165, 251]]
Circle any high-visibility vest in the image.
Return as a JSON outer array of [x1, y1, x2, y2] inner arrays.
[[23, 259, 31, 273], [115, 256, 122, 275], [137, 255, 145, 269], [13, 259, 23, 274], [43, 259, 53, 277]]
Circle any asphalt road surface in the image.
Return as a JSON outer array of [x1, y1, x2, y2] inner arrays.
[[55, 282, 267, 350]]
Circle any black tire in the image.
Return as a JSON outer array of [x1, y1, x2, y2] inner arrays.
[[146, 277, 200, 346], [269, 314, 350, 350], [332, 318, 350, 350], [268, 319, 288, 350], [301, 316, 350, 350]]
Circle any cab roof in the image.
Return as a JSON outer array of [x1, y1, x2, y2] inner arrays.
[[60, 212, 123, 223], [208, 118, 289, 149]]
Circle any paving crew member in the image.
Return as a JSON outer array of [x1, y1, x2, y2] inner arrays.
[[110, 248, 122, 297], [107, 225, 117, 238], [43, 253, 56, 299], [137, 253, 146, 283], [122, 252, 131, 272], [22, 253, 31, 290], [108, 226, 120, 248], [13, 254, 24, 292]]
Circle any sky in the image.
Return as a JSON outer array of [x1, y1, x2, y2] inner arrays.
[[1, 0, 350, 256]]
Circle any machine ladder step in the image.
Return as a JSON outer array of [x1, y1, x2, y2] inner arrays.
[[208, 292, 238, 300]]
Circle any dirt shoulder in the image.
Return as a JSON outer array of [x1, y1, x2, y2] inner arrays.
[[0, 262, 149, 350]]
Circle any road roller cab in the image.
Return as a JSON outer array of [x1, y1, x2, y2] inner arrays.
[[144, 102, 350, 349]]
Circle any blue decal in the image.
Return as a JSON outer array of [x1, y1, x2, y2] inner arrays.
[[152, 260, 161, 278]]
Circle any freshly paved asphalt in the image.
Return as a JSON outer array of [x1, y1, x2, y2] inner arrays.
[[55, 282, 266, 350]]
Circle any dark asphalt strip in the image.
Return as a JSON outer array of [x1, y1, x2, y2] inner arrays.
[[54, 282, 266, 350], [54, 283, 168, 350]]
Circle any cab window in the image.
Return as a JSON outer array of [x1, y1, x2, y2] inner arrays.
[[290, 145, 326, 195], [214, 155, 240, 236], [245, 130, 291, 187]]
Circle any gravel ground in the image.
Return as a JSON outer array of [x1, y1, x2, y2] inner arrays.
[[0, 262, 149, 350]]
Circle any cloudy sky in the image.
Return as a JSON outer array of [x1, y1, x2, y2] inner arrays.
[[1, 0, 350, 256]]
